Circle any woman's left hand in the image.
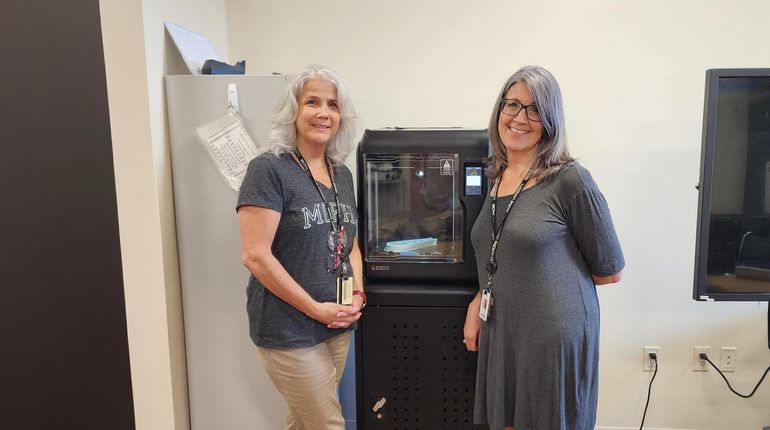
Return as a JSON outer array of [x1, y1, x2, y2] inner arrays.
[[327, 304, 361, 329]]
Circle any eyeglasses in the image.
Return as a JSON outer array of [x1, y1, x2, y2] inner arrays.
[[325, 228, 348, 273], [500, 99, 541, 122]]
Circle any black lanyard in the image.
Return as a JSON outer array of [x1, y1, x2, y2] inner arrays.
[[292, 148, 342, 230], [485, 172, 530, 290], [292, 148, 348, 275]]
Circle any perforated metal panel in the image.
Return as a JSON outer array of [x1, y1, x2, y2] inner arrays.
[[359, 306, 487, 430]]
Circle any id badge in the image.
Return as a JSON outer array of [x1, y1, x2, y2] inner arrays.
[[479, 289, 492, 321], [337, 276, 354, 305]]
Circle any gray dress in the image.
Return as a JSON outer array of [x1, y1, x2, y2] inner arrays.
[[471, 163, 624, 430]]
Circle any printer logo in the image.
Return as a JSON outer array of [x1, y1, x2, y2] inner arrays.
[[440, 159, 453, 175], [371, 265, 390, 271]]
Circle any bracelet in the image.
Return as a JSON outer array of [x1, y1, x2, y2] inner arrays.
[[352, 290, 367, 309]]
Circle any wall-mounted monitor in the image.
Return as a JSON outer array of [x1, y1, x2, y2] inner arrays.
[[694, 69, 770, 301]]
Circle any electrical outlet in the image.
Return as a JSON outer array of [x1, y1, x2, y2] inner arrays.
[[720, 347, 737, 372], [643, 346, 659, 371], [693, 346, 710, 371]]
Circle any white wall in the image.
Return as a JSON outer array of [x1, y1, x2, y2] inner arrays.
[[100, 0, 228, 428], [226, 1, 770, 429]]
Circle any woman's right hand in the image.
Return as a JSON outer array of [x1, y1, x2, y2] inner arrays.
[[312, 301, 361, 329], [463, 292, 481, 351]]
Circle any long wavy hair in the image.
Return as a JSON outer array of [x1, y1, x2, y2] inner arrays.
[[487, 65, 574, 182], [268, 65, 358, 165]]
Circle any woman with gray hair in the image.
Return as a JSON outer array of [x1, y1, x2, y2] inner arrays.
[[237, 65, 364, 429], [463, 65, 625, 430]]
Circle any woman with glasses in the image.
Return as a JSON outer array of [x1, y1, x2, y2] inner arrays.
[[237, 65, 365, 430], [463, 65, 625, 430]]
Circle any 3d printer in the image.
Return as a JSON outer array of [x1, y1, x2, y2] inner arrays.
[[355, 129, 489, 430]]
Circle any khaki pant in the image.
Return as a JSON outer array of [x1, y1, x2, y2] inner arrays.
[[258, 332, 352, 430]]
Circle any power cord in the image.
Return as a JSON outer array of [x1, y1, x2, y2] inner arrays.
[[699, 353, 770, 398], [639, 352, 658, 430]]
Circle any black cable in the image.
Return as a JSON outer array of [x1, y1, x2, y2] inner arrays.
[[639, 352, 657, 430], [700, 353, 770, 398]]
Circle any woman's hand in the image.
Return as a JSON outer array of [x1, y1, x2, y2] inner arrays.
[[312, 301, 361, 329], [463, 292, 482, 352]]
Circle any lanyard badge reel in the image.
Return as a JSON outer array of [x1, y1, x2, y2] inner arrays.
[[195, 83, 262, 191]]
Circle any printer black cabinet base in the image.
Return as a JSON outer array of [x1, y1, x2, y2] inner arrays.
[[357, 306, 488, 430]]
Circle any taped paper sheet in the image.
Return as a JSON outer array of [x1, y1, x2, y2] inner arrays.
[[196, 113, 260, 191]]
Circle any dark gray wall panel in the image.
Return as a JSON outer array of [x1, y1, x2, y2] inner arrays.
[[0, 1, 135, 429]]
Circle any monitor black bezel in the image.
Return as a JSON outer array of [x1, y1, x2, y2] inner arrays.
[[693, 68, 770, 302]]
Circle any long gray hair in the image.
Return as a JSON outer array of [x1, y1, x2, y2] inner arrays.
[[487, 65, 573, 181], [268, 65, 357, 165]]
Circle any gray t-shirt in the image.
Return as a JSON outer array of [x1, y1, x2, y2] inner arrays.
[[237, 152, 358, 348]]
